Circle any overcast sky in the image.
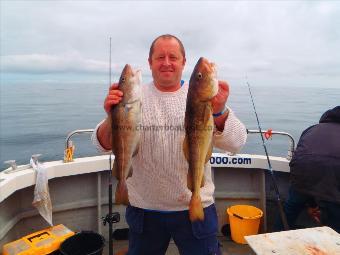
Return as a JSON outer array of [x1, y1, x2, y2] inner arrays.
[[1, 1, 340, 87]]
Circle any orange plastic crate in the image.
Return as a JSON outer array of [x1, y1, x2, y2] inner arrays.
[[3, 224, 74, 255]]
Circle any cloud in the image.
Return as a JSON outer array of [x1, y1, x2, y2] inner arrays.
[[1, 1, 340, 86], [1, 52, 108, 74]]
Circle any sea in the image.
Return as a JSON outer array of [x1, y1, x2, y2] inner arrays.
[[1, 79, 339, 171]]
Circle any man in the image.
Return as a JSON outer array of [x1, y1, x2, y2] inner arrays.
[[275, 106, 340, 233], [92, 34, 247, 255]]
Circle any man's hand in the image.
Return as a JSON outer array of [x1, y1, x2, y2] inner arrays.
[[104, 83, 124, 114], [212, 80, 229, 114], [307, 206, 321, 224], [212, 81, 230, 132]]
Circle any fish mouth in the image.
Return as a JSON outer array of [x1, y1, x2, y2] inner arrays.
[[133, 69, 141, 76], [122, 64, 133, 77], [206, 62, 218, 96], [211, 78, 219, 97], [198, 58, 217, 77], [210, 63, 218, 96], [201, 59, 218, 99], [132, 68, 142, 84], [210, 62, 217, 76]]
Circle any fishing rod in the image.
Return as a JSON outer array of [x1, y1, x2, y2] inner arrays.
[[102, 37, 120, 255], [246, 78, 289, 231], [109, 37, 113, 255]]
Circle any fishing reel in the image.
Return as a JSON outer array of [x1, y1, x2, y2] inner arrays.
[[102, 212, 120, 226]]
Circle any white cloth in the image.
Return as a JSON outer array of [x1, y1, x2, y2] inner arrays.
[[92, 82, 247, 211], [31, 158, 53, 226]]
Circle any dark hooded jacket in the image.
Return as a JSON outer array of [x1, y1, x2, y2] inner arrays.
[[290, 106, 340, 203]]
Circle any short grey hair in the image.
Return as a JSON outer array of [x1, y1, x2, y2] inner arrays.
[[149, 34, 186, 59]]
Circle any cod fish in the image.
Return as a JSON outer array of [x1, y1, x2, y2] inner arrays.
[[110, 64, 141, 205], [183, 57, 218, 221]]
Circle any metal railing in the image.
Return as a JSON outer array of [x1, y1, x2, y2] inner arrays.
[[64, 129, 95, 162], [64, 128, 295, 160], [65, 129, 94, 150], [247, 129, 295, 160]]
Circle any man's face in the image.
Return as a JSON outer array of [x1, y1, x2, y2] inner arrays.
[[148, 38, 186, 90]]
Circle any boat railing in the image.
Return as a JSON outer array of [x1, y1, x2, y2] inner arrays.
[[64, 128, 295, 161], [246, 129, 295, 160], [64, 129, 95, 162], [65, 129, 95, 150]]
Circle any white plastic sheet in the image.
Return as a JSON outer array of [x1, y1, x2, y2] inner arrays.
[[31, 158, 53, 226]]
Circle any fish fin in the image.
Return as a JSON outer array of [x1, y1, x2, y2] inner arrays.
[[201, 174, 205, 188], [132, 141, 139, 157], [182, 135, 189, 162], [115, 180, 129, 205], [203, 103, 212, 125], [187, 171, 193, 191], [112, 160, 119, 179], [205, 141, 213, 164], [189, 194, 204, 222], [201, 142, 212, 188], [124, 104, 133, 117], [127, 165, 133, 178]]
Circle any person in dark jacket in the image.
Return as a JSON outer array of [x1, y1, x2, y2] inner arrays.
[[275, 106, 340, 232]]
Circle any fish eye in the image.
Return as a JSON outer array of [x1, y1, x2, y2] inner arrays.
[[121, 77, 126, 82], [197, 72, 203, 79]]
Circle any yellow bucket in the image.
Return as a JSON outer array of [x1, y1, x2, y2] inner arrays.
[[227, 205, 263, 244]]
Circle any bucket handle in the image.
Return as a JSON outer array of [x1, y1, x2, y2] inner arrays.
[[233, 213, 262, 220], [233, 213, 244, 220]]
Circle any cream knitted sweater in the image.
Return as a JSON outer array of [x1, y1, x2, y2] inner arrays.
[[92, 82, 247, 211]]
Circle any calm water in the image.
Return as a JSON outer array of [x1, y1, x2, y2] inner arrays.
[[1, 80, 339, 170]]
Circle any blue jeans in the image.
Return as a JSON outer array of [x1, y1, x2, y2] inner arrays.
[[125, 204, 221, 255], [274, 186, 340, 233]]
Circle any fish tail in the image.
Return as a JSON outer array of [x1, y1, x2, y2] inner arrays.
[[189, 193, 204, 221], [115, 180, 129, 205]]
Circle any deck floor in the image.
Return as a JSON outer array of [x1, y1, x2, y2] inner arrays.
[[104, 236, 255, 255]]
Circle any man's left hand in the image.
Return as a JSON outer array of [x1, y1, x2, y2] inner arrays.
[[212, 80, 229, 114], [307, 206, 321, 224]]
